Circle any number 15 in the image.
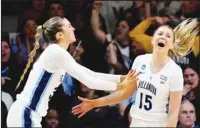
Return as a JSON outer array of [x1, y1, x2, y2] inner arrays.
[[139, 92, 152, 111]]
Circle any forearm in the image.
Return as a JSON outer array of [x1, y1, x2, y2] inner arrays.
[[167, 91, 183, 127], [91, 9, 100, 32], [129, 17, 154, 36], [93, 89, 130, 108], [64, 61, 120, 91], [93, 83, 137, 107], [144, 1, 151, 18], [76, 62, 121, 83], [91, 9, 106, 42], [167, 112, 179, 127]]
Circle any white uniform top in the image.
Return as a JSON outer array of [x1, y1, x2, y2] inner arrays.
[[17, 44, 121, 117], [130, 54, 183, 121]]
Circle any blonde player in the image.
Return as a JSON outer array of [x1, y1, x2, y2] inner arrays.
[[72, 18, 199, 127], [6, 16, 136, 127]]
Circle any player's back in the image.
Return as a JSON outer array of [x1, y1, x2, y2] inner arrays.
[[16, 44, 66, 117]]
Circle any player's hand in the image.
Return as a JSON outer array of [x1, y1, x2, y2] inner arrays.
[[72, 96, 95, 118], [117, 70, 139, 90]]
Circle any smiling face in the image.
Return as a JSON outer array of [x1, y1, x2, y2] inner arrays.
[[152, 26, 174, 54], [2, 41, 11, 63]]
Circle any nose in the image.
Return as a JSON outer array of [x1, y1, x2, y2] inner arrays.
[[186, 113, 191, 118], [187, 76, 193, 81], [72, 26, 75, 31]]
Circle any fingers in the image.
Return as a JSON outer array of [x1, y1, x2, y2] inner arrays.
[[72, 103, 82, 111], [184, 85, 192, 91], [127, 70, 135, 78], [78, 111, 87, 118], [78, 96, 85, 101], [72, 108, 82, 115], [127, 70, 139, 81]]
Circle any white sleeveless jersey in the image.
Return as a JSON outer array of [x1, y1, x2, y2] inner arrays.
[[130, 54, 183, 121], [17, 44, 120, 117]]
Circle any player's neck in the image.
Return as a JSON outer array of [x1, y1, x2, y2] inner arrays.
[[151, 52, 169, 68], [57, 40, 70, 50]]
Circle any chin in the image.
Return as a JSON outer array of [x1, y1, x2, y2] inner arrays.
[[70, 39, 76, 44]]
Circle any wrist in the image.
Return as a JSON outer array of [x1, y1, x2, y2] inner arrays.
[[116, 83, 124, 90], [92, 7, 100, 12], [120, 75, 126, 82], [92, 99, 97, 108]]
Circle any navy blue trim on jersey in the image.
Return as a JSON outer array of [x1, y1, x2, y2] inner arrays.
[[28, 71, 53, 111], [23, 70, 53, 127], [166, 97, 170, 114], [23, 108, 32, 127]]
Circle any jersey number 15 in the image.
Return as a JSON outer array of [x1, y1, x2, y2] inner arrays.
[[139, 92, 152, 111]]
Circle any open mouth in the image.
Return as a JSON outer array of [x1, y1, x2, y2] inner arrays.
[[158, 42, 165, 47]]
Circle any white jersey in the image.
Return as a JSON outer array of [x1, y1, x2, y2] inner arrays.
[[17, 44, 121, 117], [130, 54, 183, 121]]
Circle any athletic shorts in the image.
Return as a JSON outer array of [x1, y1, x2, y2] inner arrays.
[[130, 117, 167, 127], [7, 100, 42, 127]]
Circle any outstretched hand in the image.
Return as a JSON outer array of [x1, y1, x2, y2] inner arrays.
[[72, 96, 95, 118]]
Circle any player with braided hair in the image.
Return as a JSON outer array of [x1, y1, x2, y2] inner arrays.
[[7, 16, 138, 127]]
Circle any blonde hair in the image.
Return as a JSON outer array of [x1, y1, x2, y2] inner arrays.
[[15, 16, 64, 91], [15, 26, 42, 90], [171, 18, 199, 56]]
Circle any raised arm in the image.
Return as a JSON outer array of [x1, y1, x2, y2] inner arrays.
[[72, 70, 138, 118], [91, 1, 106, 43], [44, 45, 124, 91]]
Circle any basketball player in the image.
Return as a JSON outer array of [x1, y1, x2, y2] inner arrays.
[[6, 16, 137, 127], [72, 18, 199, 127]]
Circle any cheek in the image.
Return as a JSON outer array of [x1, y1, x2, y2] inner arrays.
[[124, 29, 129, 36], [152, 35, 158, 44]]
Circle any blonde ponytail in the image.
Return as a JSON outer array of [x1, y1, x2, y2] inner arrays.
[[171, 18, 199, 56], [15, 26, 43, 91]]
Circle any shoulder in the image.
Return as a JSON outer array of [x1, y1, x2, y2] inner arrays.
[[169, 59, 183, 76], [43, 44, 68, 56], [135, 53, 152, 62], [45, 44, 61, 51]]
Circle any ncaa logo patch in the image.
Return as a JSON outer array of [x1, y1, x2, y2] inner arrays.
[[140, 65, 146, 74], [141, 65, 146, 70]]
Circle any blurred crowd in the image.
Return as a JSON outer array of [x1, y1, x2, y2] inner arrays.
[[1, 0, 200, 128]]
